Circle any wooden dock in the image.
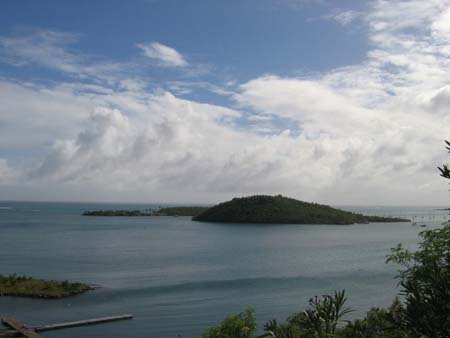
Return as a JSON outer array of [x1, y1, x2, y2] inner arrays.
[[2, 319, 44, 338], [0, 314, 133, 338]]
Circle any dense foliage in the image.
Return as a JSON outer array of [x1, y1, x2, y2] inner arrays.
[[199, 308, 256, 338], [155, 206, 209, 216], [193, 195, 408, 224], [289, 290, 352, 338], [336, 299, 406, 338], [200, 292, 407, 338], [0, 274, 92, 298], [387, 225, 450, 337]]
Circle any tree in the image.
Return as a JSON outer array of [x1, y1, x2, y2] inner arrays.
[[387, 226, 450, 337], [263, 319, 302, 338], [286, 290, 353, 338], [438, 140, 450, 179], [336, 298, 406, 338], [199, 308, 256, 338]]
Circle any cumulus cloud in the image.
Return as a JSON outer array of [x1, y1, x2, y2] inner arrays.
[[432, 6, 450, 40], [1, 0, 450, 204], [137, 42, 188, 67], [0, 81, 97, 149], [28, 95, 338, 201]]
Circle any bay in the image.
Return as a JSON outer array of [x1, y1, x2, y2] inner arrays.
[[0, 202, 448, 338]]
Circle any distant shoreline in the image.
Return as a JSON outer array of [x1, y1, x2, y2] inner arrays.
[[82, 206, 208, 217], [82, 195, 411, 224]]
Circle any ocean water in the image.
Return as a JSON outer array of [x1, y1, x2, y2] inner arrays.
[[0, 202, 448, 338]]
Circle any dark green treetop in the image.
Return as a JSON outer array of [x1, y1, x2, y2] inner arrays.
[[438, 140, 450, 180]]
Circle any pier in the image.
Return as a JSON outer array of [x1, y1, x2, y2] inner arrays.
[[0, 314, 133, 338]]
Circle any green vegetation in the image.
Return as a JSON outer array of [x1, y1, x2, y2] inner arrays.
[[387, 225, 450, 337], [83, 209, 153, 216], [193, 195, 409, 224], [438, 140, 450, 180], [290, 290, 353, 338], [153, 206, 209, 216], [337, 299, 406, 338], [200, 293, 407, 338], [199, 308, 256, 338], [0, 274, 93, 299], [83, 206, 208, 217]]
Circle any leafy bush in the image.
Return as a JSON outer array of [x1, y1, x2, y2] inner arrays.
[[387, 225, 450, 337], [286, 290, 352, 338], [336, 298, 406, 338], [199, 308, 256, 338], [263, 319, 303, 338]]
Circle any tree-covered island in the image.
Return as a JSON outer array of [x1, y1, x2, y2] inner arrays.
[[83, 196, 408, 224], [193, 195, 409, 224], [83, 209, 153, 216], [156, 206, 209, 216], [0, 274, 94, 299], [83, 206, 208, 217]]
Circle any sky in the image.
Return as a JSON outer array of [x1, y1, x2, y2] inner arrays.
[[0, 0, 450, 205]]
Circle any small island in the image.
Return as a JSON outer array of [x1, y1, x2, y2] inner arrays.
[[83, 206, 208, 217], [0, 274, 94, 299], [193, 195, 410, 224], [83, 209, 152, 216]]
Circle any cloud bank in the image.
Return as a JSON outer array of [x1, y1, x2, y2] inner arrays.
[[1, 0, 450, 204]]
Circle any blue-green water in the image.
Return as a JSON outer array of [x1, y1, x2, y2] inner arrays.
[[0, 202, 448, 338]]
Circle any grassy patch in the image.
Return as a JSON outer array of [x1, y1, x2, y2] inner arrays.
[[0, 274, 94, 299]]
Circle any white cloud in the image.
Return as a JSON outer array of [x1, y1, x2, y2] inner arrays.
[[1, 1, 450, 204], [0, 159, 17, 185], [432, 6, 450, 41], [137, 41, 188, 67], [330, 10, 362, 26], [0, 81, 95, 149], [0, 29, 127, 84]]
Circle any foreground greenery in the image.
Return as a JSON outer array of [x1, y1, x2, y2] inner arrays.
[[83, 206, 208, 217], [199, 222, 450, 338], [0, 275, 93, 298], [193, 195, 409, 224]]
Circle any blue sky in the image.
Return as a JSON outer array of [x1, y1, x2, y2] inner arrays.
[[1, 1, 368, 77], [1, 0, 450, 204]]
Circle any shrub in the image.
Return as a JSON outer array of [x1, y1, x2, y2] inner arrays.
[[199, 308, 256, 338], [387, 225, 450, 337], [287, 290, 352, 338], [336, 298, 406, 338]]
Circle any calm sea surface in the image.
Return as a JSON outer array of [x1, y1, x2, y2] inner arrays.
[[0, 202, 448, 338]]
